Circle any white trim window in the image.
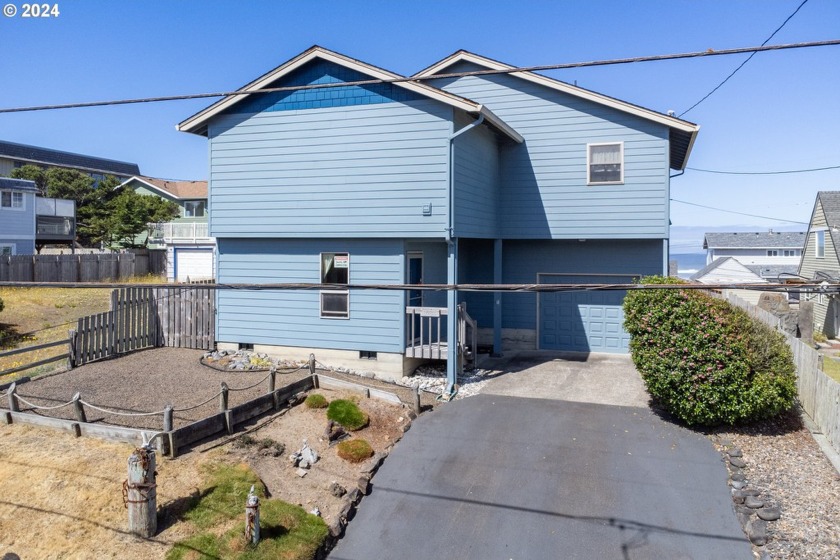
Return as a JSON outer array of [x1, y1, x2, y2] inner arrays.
[[1, 190, 25, 210], [587, 142, 623, 185], [0, 243, 15, 256], [783, 250, 798, 257], [184, 200, 206, 218], [320, 252, 349, 318], [816, 230, 825, 259]]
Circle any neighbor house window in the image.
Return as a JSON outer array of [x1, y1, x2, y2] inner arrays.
[[587, 142, 623, 184], [320, 252, 349, 318], [767, 250, 779, 257], [184, 200, 206, 218], [783, 250, 798, 257], [0, 244, 14, 256], [816, 230, 825, 258], [1, 191, 24, 210]]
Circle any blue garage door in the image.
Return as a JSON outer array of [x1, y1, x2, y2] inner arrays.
[[538, 274, 635, 353]]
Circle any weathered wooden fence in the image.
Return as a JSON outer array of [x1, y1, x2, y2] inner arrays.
[[0, 251, 164, 282], [70, 286, 215, 366], [724, 292, 840, 455]]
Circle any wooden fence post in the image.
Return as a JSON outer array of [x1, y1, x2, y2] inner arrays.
[[126, 446, 157, 537], [245, 484, 260, 545], [269, 367, 279, 410], [163, 405, 174, 433], [72, 392, 87, 423], [309, 353, 316, 376], [412, 386, 421, 417], [7, 382, 19, 412], [68, 329, 77, 368], [219, 382, 229, 412]]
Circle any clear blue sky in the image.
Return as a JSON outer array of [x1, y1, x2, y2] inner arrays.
[[1, 0, 838, 253]]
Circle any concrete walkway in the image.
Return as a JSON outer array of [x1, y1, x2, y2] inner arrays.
[[329, 354, 753, 559]]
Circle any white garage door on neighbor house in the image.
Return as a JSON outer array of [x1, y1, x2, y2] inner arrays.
[[173, 247, 214, 282]]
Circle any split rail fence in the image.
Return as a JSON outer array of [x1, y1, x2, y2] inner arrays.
[[723, 291, 840, 455]]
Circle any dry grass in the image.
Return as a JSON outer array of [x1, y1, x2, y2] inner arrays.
[[820, 356, 840, 383]]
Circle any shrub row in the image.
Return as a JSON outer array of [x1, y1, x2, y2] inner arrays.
[[623, 276, 797, 426]]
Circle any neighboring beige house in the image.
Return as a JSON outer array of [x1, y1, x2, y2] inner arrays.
[[691, 256, 767, 305], [798, 191, 840, 338], [120, 175, 214, 282]]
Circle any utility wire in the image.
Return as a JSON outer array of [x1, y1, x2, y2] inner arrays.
[[687, 164, 840, 175], [670, 198, 810, 224], [0, 39, 838, 115], [679, 0, 810, 117]]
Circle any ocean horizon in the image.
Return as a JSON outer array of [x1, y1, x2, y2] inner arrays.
[[670, 252, 706, 279]]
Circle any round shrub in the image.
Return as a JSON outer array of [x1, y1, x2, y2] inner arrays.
[[336, 438, 374, 462], [304, 393, 328, 409], [326, 399, 369, 431], [623, 276, 797, 426]]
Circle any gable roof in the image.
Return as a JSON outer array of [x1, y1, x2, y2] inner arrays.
[[177, 46, 523, 143], [121, 176, 207, 200], [690, 257, 765, 283], [413, 50, 700, 170], [703, 231, 806, 250], [0, 139, 140, 177], [809, 191, 840, 263], [0, 177, 38, 192]]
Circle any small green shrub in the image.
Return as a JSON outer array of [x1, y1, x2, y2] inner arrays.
[[623, 276, 797, 426], [326, 399, 369, 431], [336, 438, 374, 463], [304, 393, 329, 409], [814, 330, 828, 343]]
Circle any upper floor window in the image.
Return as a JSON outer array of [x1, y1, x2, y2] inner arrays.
[[587, 142, 623, 185], [1, 191, 24, 210], [816, 230, 825, 258], [320, 252, 349, 318], [783, 250, 798, 257], [184, 200, 206, 218], [767, 250, 779, 257], [0, 244, 14, 256]]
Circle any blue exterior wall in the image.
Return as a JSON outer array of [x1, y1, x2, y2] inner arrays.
[[452, 113, 501, 238], [216, 238, 405, 352], [405, 240, 448, 308], [208, 59, 454, 240], [500, 239, 663, 330], [0, 187, 36, 254], [429, 62, 671, 240]]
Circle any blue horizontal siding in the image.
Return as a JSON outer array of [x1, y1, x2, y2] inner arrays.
[[430, 63, 671, 239], [208, 99, 452, 238], [453, 115, 500, 238], [216, 238, 405, 352], [0, 190, 35, 251], [501, 239, 663, 330]]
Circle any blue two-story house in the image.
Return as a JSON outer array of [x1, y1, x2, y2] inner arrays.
[[0, 177, 38, 256], [178, 46, 699, 389]]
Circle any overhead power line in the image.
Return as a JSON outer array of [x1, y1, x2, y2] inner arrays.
[[0, 39, 838, 115], [670, 198, 810, 224], [679, 0, 810, 117], [687, 164, 840, 175]]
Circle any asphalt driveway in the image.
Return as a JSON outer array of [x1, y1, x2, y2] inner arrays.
[[329, 355, 752, 559]]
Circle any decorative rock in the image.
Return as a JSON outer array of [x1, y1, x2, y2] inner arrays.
[[360, 453, 385, 476], [740, 488, 761, 497], [730, 472, 746, 482], [327, 517, 344, 538], [730, 480, 746, 490], [299, 460, 310, 469], [719, 438, 733, 448], [339, 498, 354, 522], [296, 468, 308, 478], [757, 506, 781, 521], [746, 518, 768, 546], [729, 456, 747, 469], [745, 496, 765, 509], [347, 488, 362, 505], [357, 476, 371, 495], [310, 506, 321, 517], [727, 447, 743, 458], [330, 482, 347, 498]]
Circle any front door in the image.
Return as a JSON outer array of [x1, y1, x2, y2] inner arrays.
[[408, 253, 423, 341]]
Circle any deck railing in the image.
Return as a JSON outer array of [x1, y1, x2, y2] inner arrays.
[[148, 222, 211, 243], [405, 303, 478, 372]]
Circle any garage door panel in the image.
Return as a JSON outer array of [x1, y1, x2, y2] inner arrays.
[[175, 248, 214, 282]]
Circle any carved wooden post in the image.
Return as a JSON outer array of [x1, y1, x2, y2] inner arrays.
[[126, 446, 157, 537], [162, 405, 174, 456], [219, 382, 229, 412], [309, 353, 316, 375], [412, 386, 421, 417], [269, 367, 279, 410], [163, 405, 174, 433], [7, 382, 20, 412], [245, 484, 260, 545], [72, 392, 87, 423]]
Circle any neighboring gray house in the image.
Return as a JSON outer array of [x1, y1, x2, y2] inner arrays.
[[0, 139, 140, 184], [703, 231, 805, 281], [0, 178, 38, 255], [690, 256, 767, 305], [177, 46, 699, 384], [799, 191, 840, 337]]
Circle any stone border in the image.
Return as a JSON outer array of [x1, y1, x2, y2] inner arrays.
[[714, 436, 781, 559]]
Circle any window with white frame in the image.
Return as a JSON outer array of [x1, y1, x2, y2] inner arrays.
[[783, 250, 798, 257], [587, 142, 623, 184], [320, 252, 349, 318], [816, 230, 825, 258], [767, 250, 779, 257], [184, 200, 206, 218], [0, 244, 14, 256], [1, 191, 24, 210]]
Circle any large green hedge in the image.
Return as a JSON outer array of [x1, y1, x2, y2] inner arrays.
[[623, 276, 797, 426]]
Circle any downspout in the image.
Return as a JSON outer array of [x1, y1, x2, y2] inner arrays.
[[443, 112, 485, 397]]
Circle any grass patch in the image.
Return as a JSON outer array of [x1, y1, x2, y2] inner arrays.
[[336, 439, 374, 463], [166, 462, 328, 560], [304, 394, 328, 409], [821, 356, 840, 383], [326, 399, 369, 431]]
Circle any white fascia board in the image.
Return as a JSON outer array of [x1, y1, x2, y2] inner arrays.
[[119, 176, 183, 201], [478, 106, 524, 143], [177, 46, 496, 136], [415, 51, 700, 134]]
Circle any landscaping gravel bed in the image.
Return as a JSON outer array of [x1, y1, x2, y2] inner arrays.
[[709, 410, 840, 559]]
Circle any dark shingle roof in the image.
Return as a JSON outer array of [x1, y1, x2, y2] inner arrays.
[[0, 140, 140, 177], [0, 177, 38, 192], [703, 231, 806, 249], [745, 264, 800, 281]]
